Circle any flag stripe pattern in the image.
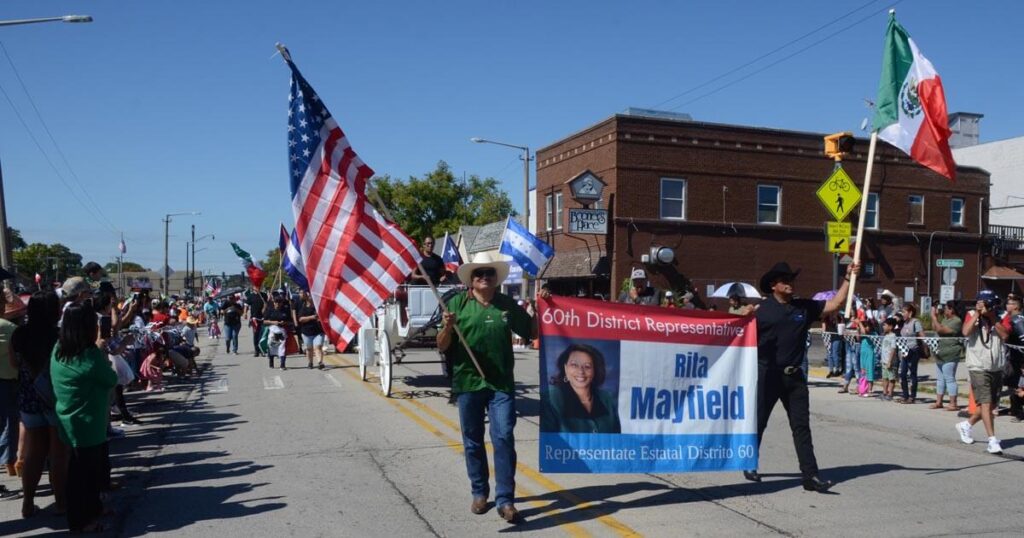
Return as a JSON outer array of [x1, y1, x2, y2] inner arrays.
[[285, 55, 420, 347], [279, 224, 310, 291], [872, 14, 955, 180], [441, 233, 462, 273], [499, 218, 554, 277]]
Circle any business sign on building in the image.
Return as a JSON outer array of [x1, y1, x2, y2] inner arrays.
[[568, 208, 608, 234]]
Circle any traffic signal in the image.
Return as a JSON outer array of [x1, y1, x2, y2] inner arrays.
[[824, 132, 855, 160]]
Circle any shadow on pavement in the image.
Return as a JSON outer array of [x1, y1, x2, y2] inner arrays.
[[506, 463, 952, 532], [122, 483, 284, 535]]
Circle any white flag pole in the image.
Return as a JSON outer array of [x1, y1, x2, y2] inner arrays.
[[843, 131, 878, 318]]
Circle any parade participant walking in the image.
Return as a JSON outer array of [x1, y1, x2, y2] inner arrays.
[[245, 289, 267, 357], [742, 260, 858, 493], [264, 292, 292, 370], [930, 301, 964, 410], [438, 253, 544, 524], [203, 297, 220, 339], [51, 301, 118, 533], [1000, 293, 1024, 421], [956, 290, 1010, 454], [617, 268, 659, 305], [409, 236, 446, 285], [0, 283, 19, 480], [221, 295, 244, 355], [296, 291, 325, 369]]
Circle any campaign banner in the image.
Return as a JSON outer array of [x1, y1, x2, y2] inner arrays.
[[537, 296, 758, 473]]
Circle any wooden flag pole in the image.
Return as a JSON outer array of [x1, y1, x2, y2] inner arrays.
[[366, 186, 487, 379], [843, 131, 878, 318]]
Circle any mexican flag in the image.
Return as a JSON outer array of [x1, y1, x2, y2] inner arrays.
[[872, 14, 955, 181], [230, 242, 267, 289]]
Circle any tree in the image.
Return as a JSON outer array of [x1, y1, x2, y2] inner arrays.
[[259, 248, 300, 291], [372, 160, 515, 240], [7, 227, 26, 251], [104, 261, 149, 273], [13, 242, 84, 282]]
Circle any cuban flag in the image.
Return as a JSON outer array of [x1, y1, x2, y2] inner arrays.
[[279, 224, 309, 291], [441, 233, 462, 273], [499, 217, 554, 277]]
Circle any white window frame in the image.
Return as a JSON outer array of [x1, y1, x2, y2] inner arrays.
[[757, 184, 781, 225], [545, 194, 553, 231], [951, 197, 965, 227], [864, 193, 879, 230], [554, 192, 564, 230], [659, 178, 687, 220], [908, 194, 924, 225]]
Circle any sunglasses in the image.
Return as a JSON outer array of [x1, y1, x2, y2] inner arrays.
[[471, 268, 497, 279]]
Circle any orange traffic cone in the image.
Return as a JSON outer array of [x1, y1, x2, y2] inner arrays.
[[967, 385, 978, 416]]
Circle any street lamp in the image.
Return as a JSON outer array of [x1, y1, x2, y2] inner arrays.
[[190, 225, 214, 296], [163, 211, 200, 296], [471, 137, 532, 297], [0, 14, 93, 279]]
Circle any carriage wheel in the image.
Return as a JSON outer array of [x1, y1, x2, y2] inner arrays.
[[378, 330, 393, 397]]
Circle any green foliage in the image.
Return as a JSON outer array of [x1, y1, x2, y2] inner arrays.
[[372, 160, 515, 240], [7, 227, 26, 251], [13, 242, 83, 282], [104, 261, 149, 273], [259, 248, 300, 291]]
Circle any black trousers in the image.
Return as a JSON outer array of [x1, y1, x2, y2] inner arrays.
[[67, 443, 107, 532], [756, 365, 819, 478], [251, 319, 264, 354]]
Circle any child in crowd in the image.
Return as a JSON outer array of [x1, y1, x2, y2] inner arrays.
[[879, 317, 898, 401], [856, 318, 878, 397]]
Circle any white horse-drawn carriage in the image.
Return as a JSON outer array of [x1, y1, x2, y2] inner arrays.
[[358, 284, 461, 396]]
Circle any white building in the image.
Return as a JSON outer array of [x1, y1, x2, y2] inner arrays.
[[949, 112, 1024, 227]]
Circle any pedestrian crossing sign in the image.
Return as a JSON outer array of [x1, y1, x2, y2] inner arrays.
[[816, 166, 861, 221], [825, 221, 852, 253]]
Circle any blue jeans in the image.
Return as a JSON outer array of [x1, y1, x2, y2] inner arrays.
[[224, 325, 240, 353], [456, 390, 517, 507], [0, 379, 19, 465], [843, 341, 859, 383], [935, 360, 959, 398], [827, 339, 843, 371], [899, 348, 921, 400]]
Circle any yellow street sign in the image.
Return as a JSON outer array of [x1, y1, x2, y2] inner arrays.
[[826, 221, 852, 253], [815, 166, 861, 221]]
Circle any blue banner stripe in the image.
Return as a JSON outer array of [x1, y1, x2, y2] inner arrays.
[[539, 433, 758, 473]]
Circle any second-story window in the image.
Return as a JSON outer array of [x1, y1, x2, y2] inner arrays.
[[863, 193, 879, 229], [951, 197, 965, 227], [660, 178, 687, 220], [908, 195, 924, 224], [757, 185, 781, 224], [545, 194, 553, 231], [555, 192, 564, 230]]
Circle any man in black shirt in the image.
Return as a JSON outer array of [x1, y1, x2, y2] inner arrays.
[[244, 289, 267, 357], [742, 260, 858, 493], [409, 236, 446, 286]]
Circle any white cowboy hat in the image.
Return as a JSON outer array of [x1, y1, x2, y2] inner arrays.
[[457, 252, 510, 284]]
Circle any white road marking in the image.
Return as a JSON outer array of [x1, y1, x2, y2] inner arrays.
[[324, 372, 342, 387], [208, 377, 229, 393], [263, 376, 285, 390]]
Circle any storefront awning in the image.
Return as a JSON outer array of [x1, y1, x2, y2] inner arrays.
[[540, 249, 608, 279], [981, 266, 1024, 280]]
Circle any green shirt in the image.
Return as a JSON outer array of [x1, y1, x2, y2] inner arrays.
[[446, 292, 532, 394], [935, 316, 964, 363], [541, 385, 621, 434], [0, 319, 16, 380], [51, 346, 118, 448]]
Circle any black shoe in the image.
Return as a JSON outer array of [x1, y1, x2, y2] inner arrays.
[[743, 470, 761, 482], [825, 371, 833, 378], [802, 476, 834, 492]]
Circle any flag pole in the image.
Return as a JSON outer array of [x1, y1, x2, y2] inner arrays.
[[843, 131, 877, 318], [366, 185, 487, 379]]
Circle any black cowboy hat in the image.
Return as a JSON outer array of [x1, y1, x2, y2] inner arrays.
[[759, 262, 801, 293]]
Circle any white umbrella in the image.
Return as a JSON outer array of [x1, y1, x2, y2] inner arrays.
[[711, 282, 762, 299]]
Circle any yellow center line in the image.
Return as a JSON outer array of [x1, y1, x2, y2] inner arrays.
[[329, 355, 592, 537], [327, 354, 640, 537]]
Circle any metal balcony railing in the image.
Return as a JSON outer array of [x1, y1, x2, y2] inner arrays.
[[988, 224, 1024, 251]]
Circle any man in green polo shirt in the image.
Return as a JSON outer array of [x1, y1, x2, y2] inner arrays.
[[438, 253, 546, 525]]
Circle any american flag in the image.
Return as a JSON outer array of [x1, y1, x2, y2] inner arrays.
[[283, 48, 420, 347]]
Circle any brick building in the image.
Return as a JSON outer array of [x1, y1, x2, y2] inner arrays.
[[535, 109, 993, 304]]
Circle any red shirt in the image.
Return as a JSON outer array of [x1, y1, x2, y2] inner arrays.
[[150, 311, 169, 325]]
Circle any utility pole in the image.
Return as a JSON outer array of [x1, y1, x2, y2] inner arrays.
[[191, 224, 196, 297]]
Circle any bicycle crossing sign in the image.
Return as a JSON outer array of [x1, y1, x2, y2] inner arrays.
[[816, 166, 861, 221]]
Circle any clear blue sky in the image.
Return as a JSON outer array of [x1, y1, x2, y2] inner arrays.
[[0, 0, 1019, 275]]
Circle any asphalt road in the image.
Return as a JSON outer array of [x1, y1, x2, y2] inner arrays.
[[3, 327, 1024, 537]]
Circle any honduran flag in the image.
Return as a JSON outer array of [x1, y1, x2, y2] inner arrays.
[[872, 13, 955, 181], [440, 233, 462, 273], [278, 224, 309, 291]]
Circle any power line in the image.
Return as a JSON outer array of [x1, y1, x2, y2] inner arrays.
[[667, 0, 906, 112], [0, 41, 120, 236], [651, 0, 889, 110]]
